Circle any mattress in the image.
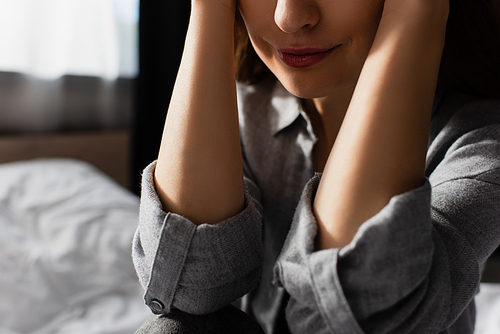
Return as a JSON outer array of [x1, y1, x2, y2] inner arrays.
[[0, 159, 149, 334]]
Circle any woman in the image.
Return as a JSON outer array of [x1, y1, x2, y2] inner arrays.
[[133, 0, 500, 332]]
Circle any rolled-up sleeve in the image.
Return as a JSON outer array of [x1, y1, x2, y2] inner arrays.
[[275, 162, 500, 332], [132, 161, 263, 315], [273, 176, 447, 334]]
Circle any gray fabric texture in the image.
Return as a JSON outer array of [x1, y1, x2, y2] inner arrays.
[[132, 76, 500, 334], [135, 305, 265, 334]]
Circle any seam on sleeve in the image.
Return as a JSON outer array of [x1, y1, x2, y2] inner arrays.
[[308, 251, 366, 334], [431, 182, 483, 266], [431, 167, 500, 188]]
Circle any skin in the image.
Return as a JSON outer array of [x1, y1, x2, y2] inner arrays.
[[313, 0, 449, 248], [155, 0, 244, 225], [238, 0, 384, 172], [239, 0, 384, 100], [154, 0, 449, 250]]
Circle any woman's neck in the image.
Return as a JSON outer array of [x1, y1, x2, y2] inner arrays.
[[302, 83, 356, 172]]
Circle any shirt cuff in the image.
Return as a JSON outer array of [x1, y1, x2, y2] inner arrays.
[[134, 161, 263, 315]]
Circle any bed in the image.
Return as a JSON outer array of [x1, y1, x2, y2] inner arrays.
[[0, 132, 500, 333], [0, 132, 150, 334]]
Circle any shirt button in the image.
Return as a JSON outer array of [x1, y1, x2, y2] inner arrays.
[[150, 299, 165, 313]]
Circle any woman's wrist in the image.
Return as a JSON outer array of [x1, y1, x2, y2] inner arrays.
[[191, 0, 236, 17], [381, 0, 449, 22], [379, 0, 449, 47]]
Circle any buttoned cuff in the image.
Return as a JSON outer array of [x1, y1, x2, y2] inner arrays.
[[134, 161, 263, 315]]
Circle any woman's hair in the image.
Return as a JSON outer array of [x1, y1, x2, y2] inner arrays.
[[234, 0, 500, 99], [234, 10, 269, 84]]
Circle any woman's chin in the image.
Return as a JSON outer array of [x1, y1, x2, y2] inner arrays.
[[277, 79, 326, 99], [276, 72, 357, 101], [278, 80, 336, 100]]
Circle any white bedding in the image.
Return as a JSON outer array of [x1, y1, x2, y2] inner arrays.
[[0, 159, 149, 334], [0, 158, 499, 333], [476, 283, 500, 334]]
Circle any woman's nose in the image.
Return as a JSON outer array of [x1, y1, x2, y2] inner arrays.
[[274, 0, 320, 34]]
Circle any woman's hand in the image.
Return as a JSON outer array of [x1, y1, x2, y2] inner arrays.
[[154, 0, 244, 225], [313, 0, 449, 249]]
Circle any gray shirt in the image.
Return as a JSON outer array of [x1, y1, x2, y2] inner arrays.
[[132, 76, 500, 334]]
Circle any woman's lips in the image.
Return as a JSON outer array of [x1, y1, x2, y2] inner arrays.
[[277, 46, 338, 69]]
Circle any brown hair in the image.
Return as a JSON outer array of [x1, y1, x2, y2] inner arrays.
[[234, 0, 500, 99], [234, 10, 269, 84]]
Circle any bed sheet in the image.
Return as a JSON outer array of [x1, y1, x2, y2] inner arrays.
[[476, 283, 500, 334], [0, 159, 149, 334]]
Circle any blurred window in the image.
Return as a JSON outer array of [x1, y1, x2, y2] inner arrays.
[[0, 0, 138, 80]]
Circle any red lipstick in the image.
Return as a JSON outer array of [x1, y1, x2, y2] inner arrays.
[[277, 47, 338, 69]]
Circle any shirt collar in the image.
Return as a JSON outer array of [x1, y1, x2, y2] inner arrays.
[[268, 81, 304, 136], [267, 80, 446, 136]]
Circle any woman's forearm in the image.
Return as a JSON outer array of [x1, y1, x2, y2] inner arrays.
[[314, 0, 449, 249], [154, 0, 244, 225]]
